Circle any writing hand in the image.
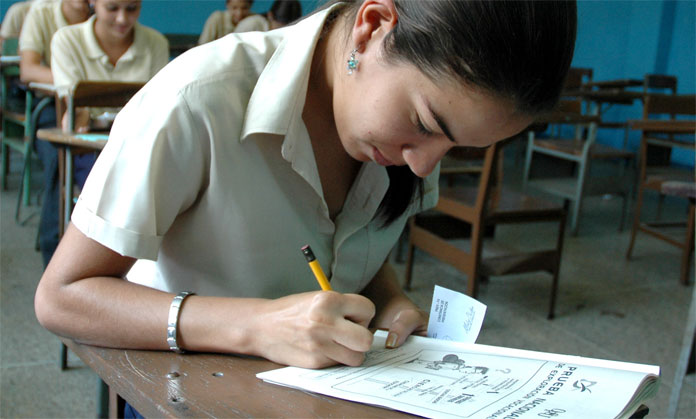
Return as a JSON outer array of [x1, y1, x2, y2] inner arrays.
[[253, 291, 375, 369]]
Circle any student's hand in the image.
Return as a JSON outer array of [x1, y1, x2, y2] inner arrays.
[[61, 108, 90, 133], [374, 297, 429, 349], [253, 291, 376, 369]]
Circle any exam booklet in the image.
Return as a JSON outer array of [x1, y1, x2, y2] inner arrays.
[[257, 331, 659, 419]]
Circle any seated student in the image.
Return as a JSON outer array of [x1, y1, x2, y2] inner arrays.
[[266, 0, 302, 30], [51, 0, 169, 133], [36, 1, 576, 404], [198, 0, 253, 44], [1, 0, 33, 50], [19, 0, 90, 84], [18, 0, 90, 268]]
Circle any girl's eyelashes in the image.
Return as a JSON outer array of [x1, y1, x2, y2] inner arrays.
[[416, 118, 433, 136]]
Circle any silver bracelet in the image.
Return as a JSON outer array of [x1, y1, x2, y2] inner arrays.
[[167, 291, 195, 353]]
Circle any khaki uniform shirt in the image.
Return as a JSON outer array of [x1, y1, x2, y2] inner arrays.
[[51, 15, 169, 98], [234, 14, 269, 33], [1, 1, 32, 39], [198, 10, 235, 45], [72, 6, 439, 298], [18, 0, 66, 65]]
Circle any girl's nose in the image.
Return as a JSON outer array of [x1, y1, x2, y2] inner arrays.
[[402, 140, 453, 178], [115, 10, 128, 23]]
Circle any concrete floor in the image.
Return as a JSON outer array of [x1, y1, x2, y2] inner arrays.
[[1, 145, 694, 418]]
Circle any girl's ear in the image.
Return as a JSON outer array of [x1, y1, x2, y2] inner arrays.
[[351, 0, 398, 52]]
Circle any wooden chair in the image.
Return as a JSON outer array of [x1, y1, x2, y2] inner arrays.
[[54, 80, 144, 371], [1, 39, 56, 223], [405, 140, 567, 319], [626, 94, 695, 285], [523, 98, 634, 235], [561, 67, 593, 97]]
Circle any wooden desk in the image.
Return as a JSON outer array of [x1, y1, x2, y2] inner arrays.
[[0, 55, 20, 66], [62, 338, 412, 418], [564, 89, 644, 106], [583, 79, 643, 90], [628, 119, 696, 134]]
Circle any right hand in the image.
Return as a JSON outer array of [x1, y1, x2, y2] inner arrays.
[[252, 291, 376, 369], [62, 107, 90, 133]]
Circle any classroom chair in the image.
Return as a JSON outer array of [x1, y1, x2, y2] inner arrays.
[[626, 94, 695, 285], [523, 98, 634, 235], [561, 67, 593, 97], [1, 38, 55, 223], [404, 139, 567, 319]]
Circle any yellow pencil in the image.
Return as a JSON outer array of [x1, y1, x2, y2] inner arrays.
[[301, 245, 332, 291]]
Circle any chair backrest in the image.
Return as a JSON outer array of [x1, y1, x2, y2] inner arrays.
[[1, 37, 19, 56], [640, 94, 695, 166], [563, 67, 593, 93], [436, 140, 508, 225], [643, 74, 677, 95], [642, 93, 695, 118], [58, 81, 145, 130]]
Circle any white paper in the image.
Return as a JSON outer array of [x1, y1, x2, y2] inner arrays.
[[257, 331, 659, 419], [428, 285, 487, 343]]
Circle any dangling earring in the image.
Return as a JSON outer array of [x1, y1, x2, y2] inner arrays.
[[347, 48, 359, 75]]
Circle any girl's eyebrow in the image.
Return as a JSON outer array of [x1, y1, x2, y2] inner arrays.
[[427, 103, 457, 144]]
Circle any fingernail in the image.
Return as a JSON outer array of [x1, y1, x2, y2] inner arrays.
[[385, 332, 398, 348]]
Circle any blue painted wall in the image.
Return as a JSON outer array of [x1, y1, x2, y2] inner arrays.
[[2, 0, 694, 164]]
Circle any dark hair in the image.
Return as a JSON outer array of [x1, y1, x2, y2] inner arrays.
[[333, 0, 577, 225], [269, 0, 302, 25]]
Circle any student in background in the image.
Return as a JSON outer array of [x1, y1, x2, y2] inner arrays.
[[266, 0, 302, 30], [18, 0, 90, 268], [198, 0, 253, 44], [51, 0, 169, 133], [36, 0, 576, 382], [1, 0, 33, 51], [18, 0, 90, 84]]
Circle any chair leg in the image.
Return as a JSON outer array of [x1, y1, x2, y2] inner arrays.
[[548, 203, 568, 320], [404, 242, 416, 291], [626, 184, 647, 260], [1, 142, 8, 190], [521, 134, 534, 189], [680, 202, 695, 286], [404, 218, 417, 291], [60, 342, 68, 370]]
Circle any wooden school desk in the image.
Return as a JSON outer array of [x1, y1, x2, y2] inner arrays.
[[62, 338, 413, 418]]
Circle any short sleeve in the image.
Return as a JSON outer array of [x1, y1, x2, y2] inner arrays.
[[50, 28, 83, 97], [72, 82, 209, 260], [0, 2, 29, 39], [18, 6, 46, 57]]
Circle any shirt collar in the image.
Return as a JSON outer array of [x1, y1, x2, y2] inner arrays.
[[240, 5, 339, 140]]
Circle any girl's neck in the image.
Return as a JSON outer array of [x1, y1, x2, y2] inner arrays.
[[93, 19, 135, 66], [61, 2, 88, 25], [303, 14, 362, 220]]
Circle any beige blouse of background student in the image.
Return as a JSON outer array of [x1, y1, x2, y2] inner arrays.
[[198, 0, 268, 44]]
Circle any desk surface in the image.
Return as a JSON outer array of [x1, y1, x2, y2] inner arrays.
[[628, 119, 696, 134], [0, 55, 20, 66], [584, 79, 643, 90], [564, 89, 644, 105], [37, 128, 108, 151], [63, 338, 412, 418]]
